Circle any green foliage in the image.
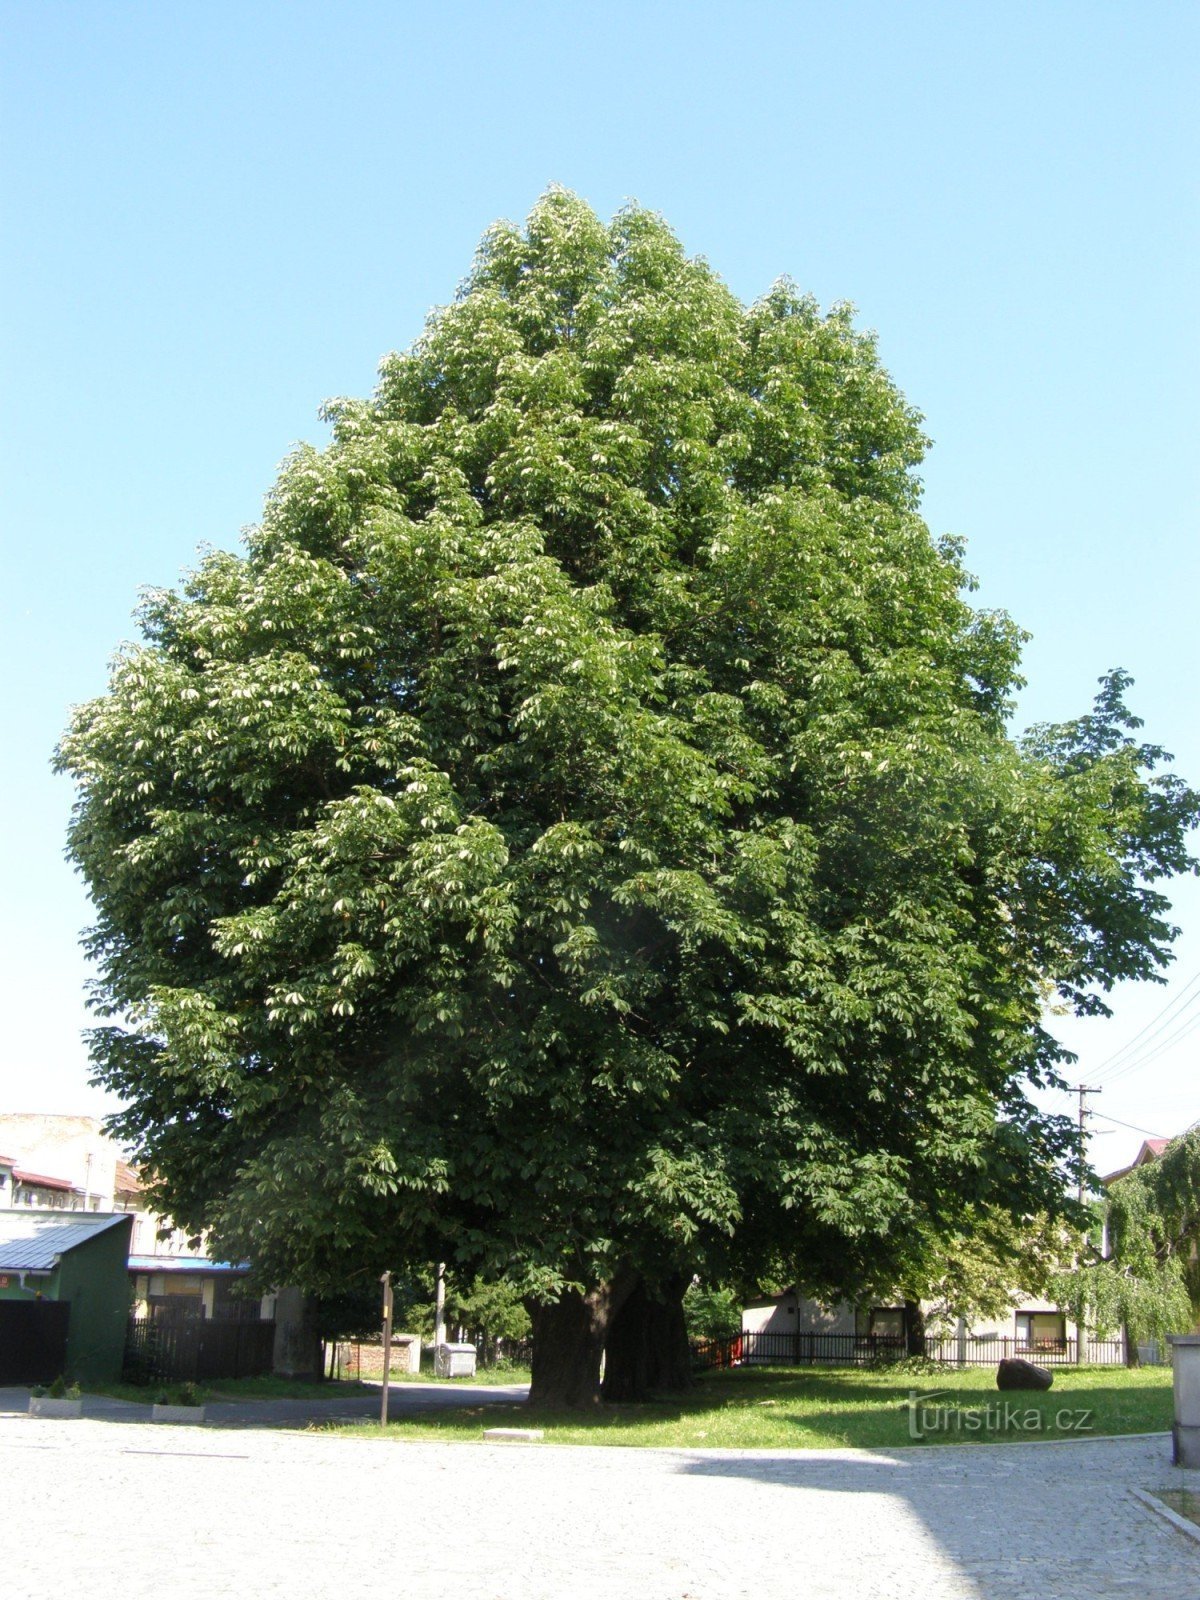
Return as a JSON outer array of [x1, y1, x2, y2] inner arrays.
[[1053, 1251, 1191, 1350], [314, 1280, 387, 1343], [154, 1381, 202, 1407], [863, 1207, 1083, 1335], [1055, 1130, 1200, 1347], [58, 190, 1198, 1313], [400, 1267, 532, 1346], [46, 1375, 81, 1399], [1138, 1127, 1200, 1308], [683, 1282, 743, 1340], [449, 1274, 533, 1344]]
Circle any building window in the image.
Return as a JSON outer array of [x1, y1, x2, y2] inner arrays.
[[1016, 1311, 1066, 1352], [869, 1307, 906, 1340]]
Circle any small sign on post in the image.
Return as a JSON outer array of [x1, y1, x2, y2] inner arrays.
[[380, 1271, 394, 1428]]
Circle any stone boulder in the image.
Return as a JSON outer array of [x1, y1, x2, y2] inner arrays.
[[996, 1357, 1053, 1391]]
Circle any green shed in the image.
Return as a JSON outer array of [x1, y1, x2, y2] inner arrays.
[[0, 1211, 133, 1383]]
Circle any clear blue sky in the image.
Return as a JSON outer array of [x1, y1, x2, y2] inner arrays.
[[2, 1, 1196, 1173]]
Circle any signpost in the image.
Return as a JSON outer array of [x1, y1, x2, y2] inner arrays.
[[380, 1271, 393, 1428]]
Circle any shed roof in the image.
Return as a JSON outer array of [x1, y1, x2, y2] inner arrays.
[[127, 1254, 249, 1275], [0, 1210, 131, 1270]]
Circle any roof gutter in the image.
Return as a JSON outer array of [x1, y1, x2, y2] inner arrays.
[[1, 1269, 54, 1297]]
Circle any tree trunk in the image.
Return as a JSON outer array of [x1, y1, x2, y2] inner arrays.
[[527, 1270, 637, 1409], [601, 1274, 694, 1401], [904, 1299, 927, 1358]]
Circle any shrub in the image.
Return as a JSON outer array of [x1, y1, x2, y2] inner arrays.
[[155, 1382, 203, 1406]]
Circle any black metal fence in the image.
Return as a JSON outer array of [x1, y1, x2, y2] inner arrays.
[[124, 1314, 276, 1384], [694, 1331, 905, 1369], [692, 1329, 1132, 1370]]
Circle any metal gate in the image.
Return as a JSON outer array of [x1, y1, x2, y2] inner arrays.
[[0, 1300, 71, 1384]]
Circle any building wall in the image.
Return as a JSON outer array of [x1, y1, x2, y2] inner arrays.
[[0, 1115, 119, 1208], [0, 1116, 225, 1280], [742, 1289, 1103, 1358], [742, 1293, 856, 1336], [54, 1216, 134, 1383], [0, 1274, 52, 1300]]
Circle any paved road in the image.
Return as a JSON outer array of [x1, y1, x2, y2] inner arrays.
[[0, 1379, 528, 1428], [2, 1408, 1198, 1599]]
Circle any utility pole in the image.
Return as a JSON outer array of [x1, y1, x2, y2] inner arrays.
[[1073, 1084, 1102, 1204], [434, 1261, 447, 1350], [1070, 1085, 1100, 1364], [380, 1271, 393, 1427]]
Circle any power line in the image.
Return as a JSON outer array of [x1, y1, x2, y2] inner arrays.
[[1100, 1005, 1200, 1088], [1097, 1000, 1200, 1086], [1090, 968, 1200, 1083], [1089, 1111, 1168, 1140]]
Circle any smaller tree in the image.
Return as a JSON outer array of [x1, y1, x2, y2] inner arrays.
[[682, 1282, 743, 1341], [776, 1205, 1081, 1358], [398, 1268, 532, 1362], [451, 1275, 533, 1362], [314, 1279, 388, 1378]]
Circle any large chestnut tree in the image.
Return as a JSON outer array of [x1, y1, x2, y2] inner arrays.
[[59, 192, 1197, 1405]]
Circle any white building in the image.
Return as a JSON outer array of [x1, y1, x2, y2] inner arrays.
[[0, 1114, 255, 1319], [741, 1288, 1116, 1363]]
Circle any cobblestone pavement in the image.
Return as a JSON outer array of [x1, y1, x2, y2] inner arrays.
[[4, 1414, 1199, 1600]]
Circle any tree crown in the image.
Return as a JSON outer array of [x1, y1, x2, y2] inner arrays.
[[58, 191, 1198, 1301]]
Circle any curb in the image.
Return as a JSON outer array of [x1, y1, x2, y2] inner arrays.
[[1130, 1487, 1200, 1548]]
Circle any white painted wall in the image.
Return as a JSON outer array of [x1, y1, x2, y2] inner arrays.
[[742, 1292, 856, 1336]]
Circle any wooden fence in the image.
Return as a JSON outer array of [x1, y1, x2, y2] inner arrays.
[[124, 1314, 276, 1384]]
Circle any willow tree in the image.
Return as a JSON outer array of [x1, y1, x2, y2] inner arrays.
[[59, 191, 1197, 1406], [1055, 1130, 1200, 1360]]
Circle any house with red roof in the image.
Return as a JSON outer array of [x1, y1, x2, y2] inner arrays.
[[1100, 1137, 1172, 1187]]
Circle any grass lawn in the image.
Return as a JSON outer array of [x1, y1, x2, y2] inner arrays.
[[328, 1362, 1173, 1450], [1150, 1487, 1200, 1531]]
